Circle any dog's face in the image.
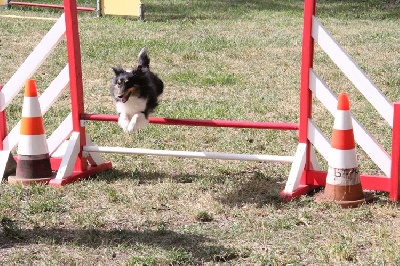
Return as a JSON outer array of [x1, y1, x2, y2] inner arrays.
[[111, 66, 144, 103]]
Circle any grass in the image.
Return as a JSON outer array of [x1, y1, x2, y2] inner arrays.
[[1, 0, 400, 265]]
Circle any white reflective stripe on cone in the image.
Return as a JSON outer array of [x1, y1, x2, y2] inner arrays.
[[333, 110, 353, 130], [327, 147, 358, 169], [326, 166, 361, 186], [17, 134, 49, 155], [21, 97, 42, 118]]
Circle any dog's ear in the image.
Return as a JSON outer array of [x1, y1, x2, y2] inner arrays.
[[137, 48, 150, 69], [112, 66, 124, 76], [135, 65, 143, 73]]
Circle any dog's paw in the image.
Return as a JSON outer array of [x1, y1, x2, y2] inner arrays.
[[127, 123, 137, 133], [136, 114, 149, 129], [118, 117, 130, 132], [127, 114, 139, 133], [120, 124, 130, 132]]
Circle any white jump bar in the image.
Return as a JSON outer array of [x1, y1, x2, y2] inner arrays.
[[84, 146, 294, 163]]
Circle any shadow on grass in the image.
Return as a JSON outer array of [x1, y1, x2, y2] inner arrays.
[[145, 0, 304, 21], [96, 167, 285, 207], [216, 171, 285, 207], [0, 227, 243, 263], [145, 0, 399, 22], [317, 0, 400, 20]]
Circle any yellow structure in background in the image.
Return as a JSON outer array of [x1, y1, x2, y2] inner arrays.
[[100, 0, 143, 19], [0, 0, 6, 7]]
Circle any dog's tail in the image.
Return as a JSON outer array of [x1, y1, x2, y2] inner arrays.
[[138, 47, 150, 69]]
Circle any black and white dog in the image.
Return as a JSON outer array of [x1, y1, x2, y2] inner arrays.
[[110, 48, 163, 132]]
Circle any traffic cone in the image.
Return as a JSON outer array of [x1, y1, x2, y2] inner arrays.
[[316, 92, 371, 208], [8, 79, 55, 185]]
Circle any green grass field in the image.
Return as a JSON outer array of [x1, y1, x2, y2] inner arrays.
[[1, 0, 400, 265]]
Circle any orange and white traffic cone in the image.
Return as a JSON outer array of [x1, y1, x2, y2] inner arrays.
[[8, 79, 54, 185], [316, 92, 370, 208]]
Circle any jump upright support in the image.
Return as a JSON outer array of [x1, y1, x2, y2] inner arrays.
[[281, 0, 400, 200], [0, 0, 399, 201]]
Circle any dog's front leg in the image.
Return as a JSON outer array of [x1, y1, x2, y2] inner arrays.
[[127, 113, 139, 132], [135, 112, 149, 129], [118, 113, 131, 132], [127, 113, 148, 132]]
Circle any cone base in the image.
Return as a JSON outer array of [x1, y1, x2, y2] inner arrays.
[[15, 154, 53, 180], [315, 190, 374, 208], [8, 173, 56, 185], [324, 183, 365, 202]]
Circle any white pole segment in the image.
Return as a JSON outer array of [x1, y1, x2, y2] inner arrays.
[[312, 16, 393, 126], [3, 121, 20, 152], [85, 136, 106, 165], [309, 144, 321, 171], [55, 132, 80, 180], [307, 119, 330, 162], [38, 65, 70, 114], [309, 70, 391, 177], [83, 146, 295, 163], [283, 143, 307, 193], [0, 14, 66, 112]]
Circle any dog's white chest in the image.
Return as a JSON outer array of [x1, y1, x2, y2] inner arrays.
[[116, 96, 147, 117]]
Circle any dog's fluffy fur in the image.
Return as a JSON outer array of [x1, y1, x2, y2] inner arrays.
[[110, 48, 163, 132]]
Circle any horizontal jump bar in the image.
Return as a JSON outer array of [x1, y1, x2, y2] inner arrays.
[[9, 2, 96, 12], [82, 113, 299, 130], [84, 145, 295, 163]]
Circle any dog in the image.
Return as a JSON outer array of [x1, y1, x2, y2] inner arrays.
[[110, 48, 164, 133]]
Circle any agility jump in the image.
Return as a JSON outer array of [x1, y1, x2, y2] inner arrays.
[[0, 0, 399, 201], [2, 0, 144, 18]]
